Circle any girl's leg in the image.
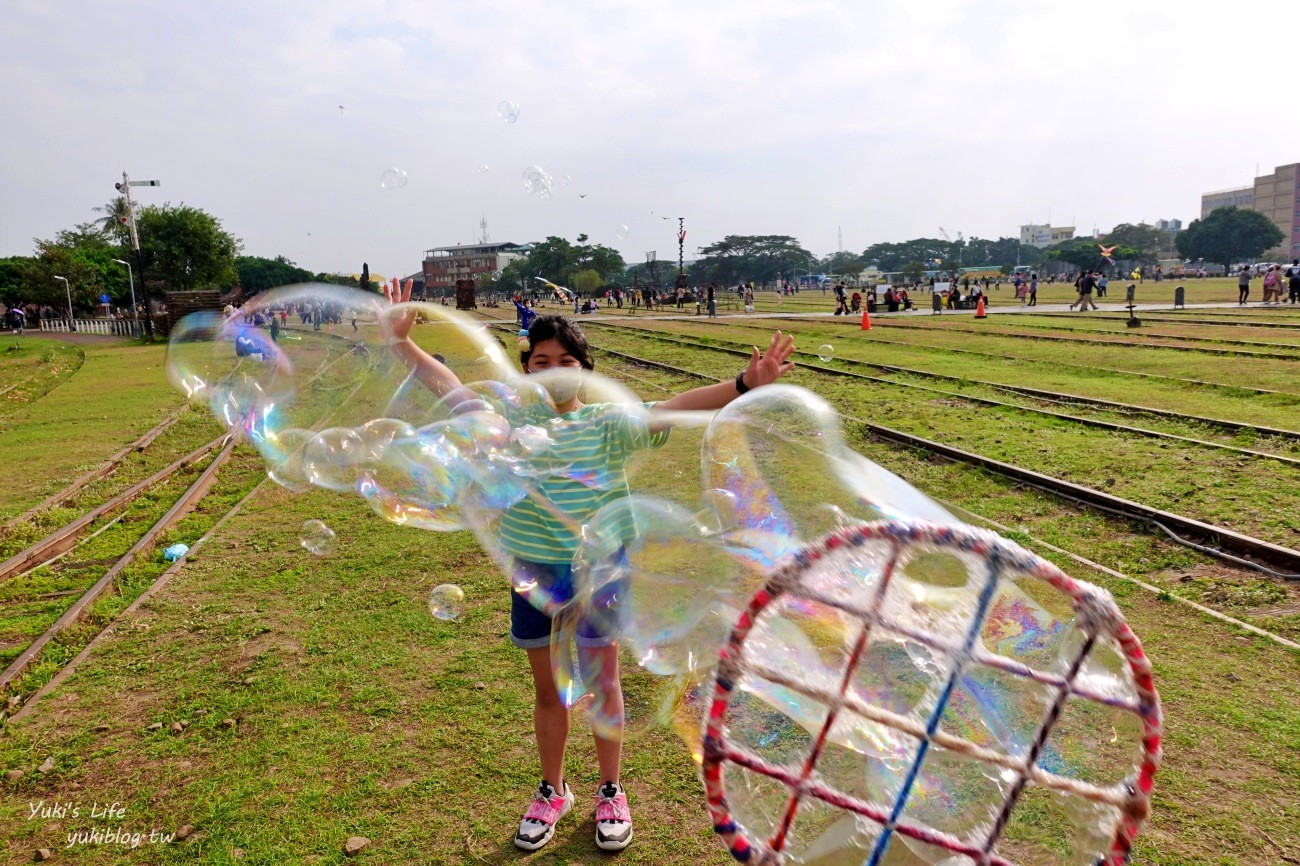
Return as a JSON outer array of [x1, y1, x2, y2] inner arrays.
[[526, 647, 570, 790], [584, 644, 625, 784]]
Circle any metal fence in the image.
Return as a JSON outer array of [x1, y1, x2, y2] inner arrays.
[[38, 318, 144, 337]]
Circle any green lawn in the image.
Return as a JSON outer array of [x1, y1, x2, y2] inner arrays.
[[0, 340, 194, 521], [1, 316, 1297, 866]]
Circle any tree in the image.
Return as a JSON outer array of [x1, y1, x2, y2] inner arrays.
[[236, 255, 315, 295], [523, 237, 575, 285], [693, 235, 815, 285], [861, 236, 1040, 272], [861, 238, 952, 272], [570, 269, 602, 296], [498, 258, 533, 295], [571, 242, 626, 282], [962, 236, 1043, 269], [819, 251, 864, 277], [315, 272, 362, 288], [1103, 223, 1164, 260], [0, 257, 33, 306], [1045, 238, 1140, 272], [901, 261, 926, 283], [136, 204, 242, 292], [21, 244, 109, 312], [91, 196, 133, 246], [1176, 207, 1286, 271], [509, 236, 626, 289], [19, 223, 132, 312]]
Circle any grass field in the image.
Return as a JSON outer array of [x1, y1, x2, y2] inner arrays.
[[1, 305, 1298, 866]]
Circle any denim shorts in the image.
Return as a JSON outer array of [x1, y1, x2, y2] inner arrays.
[[509, 552, 627, 650]]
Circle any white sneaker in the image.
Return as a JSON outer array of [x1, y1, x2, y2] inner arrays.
[[514, 780, 573, 851], [594, 781, 633, 851]]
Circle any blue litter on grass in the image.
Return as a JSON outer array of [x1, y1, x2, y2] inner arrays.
[[163, 543, 190, 562]]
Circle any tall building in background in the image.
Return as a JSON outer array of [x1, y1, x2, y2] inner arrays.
[[1019, 225, 1075, 248], [1200, 185, 1254, 217], [1253, 164, 1300, 258], [1201, 163, 1300, 258]]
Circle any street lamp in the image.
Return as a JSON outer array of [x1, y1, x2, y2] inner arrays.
[[54, 276, 75, 331], [112, 259, 138, 324]]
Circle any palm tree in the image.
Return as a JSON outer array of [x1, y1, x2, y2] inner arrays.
[[92, 196, 133, 243]]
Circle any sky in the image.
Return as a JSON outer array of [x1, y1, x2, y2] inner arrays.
[[2, 0, 1296, 278]]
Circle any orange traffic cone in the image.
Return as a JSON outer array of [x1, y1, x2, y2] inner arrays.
[[860, 307, 871, 330], [974, 296, 987, 319]]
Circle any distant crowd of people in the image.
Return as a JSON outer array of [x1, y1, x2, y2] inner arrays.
[[1237, 260, 1300, 305], [1, 302, 158, 334]]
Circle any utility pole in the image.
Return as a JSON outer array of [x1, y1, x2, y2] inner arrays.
[[114, 172, 160, 338]]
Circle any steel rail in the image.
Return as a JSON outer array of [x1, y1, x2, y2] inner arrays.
[[588, 324, 1300, 445], [0, 440, 236, 691], [679, 315, 1295, 398], [588, 341, 1300, 574], [0, 434, 230, 584]]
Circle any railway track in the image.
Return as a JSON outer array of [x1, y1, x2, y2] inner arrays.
[[1013, 321, 1300, 351], [0, 434, 230, 583], [6, 477, 269, 724], [748, 307, 1300, 357], [857, 319, 1300, 361], [584, 323, 1300, 451], [1, 335, 377, 717], [585, 336, 1300, 576], [4, 408, 189, 530], [684, 316, 1297, 399], [1044, 312, 1300, 331], [916, 314, 1300, 350], [0, 344, 85, 411], [0, 374, 36, 400], [0, 439, 235, 691], [705, 324, 1300, 437], [6, 317, 1296, 725]]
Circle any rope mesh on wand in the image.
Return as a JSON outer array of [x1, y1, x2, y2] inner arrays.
[[701, 520, 1162, 866]]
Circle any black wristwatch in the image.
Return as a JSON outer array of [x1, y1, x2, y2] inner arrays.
[[734, 371, 750, 394]]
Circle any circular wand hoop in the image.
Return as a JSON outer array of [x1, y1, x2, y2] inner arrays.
[[701, 521, 1161, 866]]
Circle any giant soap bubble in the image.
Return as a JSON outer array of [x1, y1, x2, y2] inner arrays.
[[166, 290, 1160, 865]]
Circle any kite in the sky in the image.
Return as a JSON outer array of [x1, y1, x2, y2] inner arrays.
[[338, 105, 345, 114], [1099, 244, 1117, 265]]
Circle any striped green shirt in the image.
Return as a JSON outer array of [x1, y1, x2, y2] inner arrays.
[[499, 402, 668, 563]]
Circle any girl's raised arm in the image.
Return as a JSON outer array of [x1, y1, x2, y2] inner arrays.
[[382, 278, 465, 398], [653, 330, 795, 414]]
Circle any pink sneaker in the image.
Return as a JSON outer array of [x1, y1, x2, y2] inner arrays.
[[594, 781, 633, 851], [514, 780, 573, 851]]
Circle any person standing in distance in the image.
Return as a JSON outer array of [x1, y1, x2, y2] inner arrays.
[[1286, 259, 1300, 305]]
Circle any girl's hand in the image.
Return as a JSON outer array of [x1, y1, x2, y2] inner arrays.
[[381, 278, 416, 342], [743, 330, 796, 389]]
